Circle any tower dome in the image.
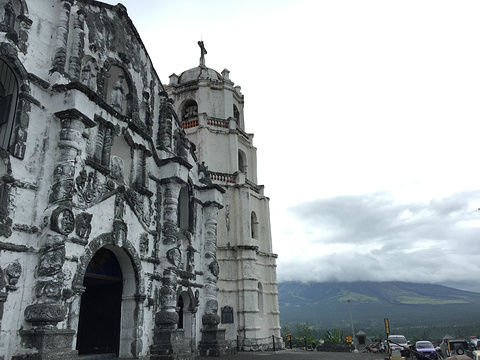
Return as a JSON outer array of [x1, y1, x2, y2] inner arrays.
[[178, 66, 222, 84]]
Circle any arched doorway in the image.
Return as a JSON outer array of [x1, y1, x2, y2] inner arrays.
[[76, 247, 123, 356], [177, 291, 196, 349]]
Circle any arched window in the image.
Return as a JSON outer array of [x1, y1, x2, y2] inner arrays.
[[238, 150, 247, 174], [251, 211, 258, 239], [233, 104, 239, 122], [0, 58, 18, 151], [258, 282, 264, 316], [181, 99, 198, 121]]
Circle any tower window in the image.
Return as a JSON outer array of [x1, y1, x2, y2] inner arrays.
[[251, 211, 258, 239], [233, 104, 239, 122], [238, 150, 247, 174], [182, 100, 198, 121]]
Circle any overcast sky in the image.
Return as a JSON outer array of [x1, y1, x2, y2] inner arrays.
[[102, 0, 480, 292]]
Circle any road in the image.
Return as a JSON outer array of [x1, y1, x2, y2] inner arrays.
[[198, 349, 390, 360]]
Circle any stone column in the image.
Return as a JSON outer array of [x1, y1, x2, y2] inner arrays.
[[17, 111, 92, 360], [156, 93, 173, 151], [68, 10, 85, 80], [51, 0, 73, 74], [199, 205, 230, 356], [67, 285, 85, 348], [151, 182, 189, 359], [49, 114, 85, 204]]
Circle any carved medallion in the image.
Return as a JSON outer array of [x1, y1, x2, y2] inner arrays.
[[166, 248, 181, 267], [50, 207, 74, 235]]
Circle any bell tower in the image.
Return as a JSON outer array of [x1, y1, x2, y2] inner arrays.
[[165, 42, 282, 351]]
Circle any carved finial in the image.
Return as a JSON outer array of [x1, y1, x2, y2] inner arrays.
[[198, 40, 207, 67]]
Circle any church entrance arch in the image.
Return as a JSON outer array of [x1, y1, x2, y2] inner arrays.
[[72, 233, 146, 358], [76, 247, 123, 356]]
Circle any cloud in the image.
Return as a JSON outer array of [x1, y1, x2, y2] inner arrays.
[[276, 190, 480, 291]]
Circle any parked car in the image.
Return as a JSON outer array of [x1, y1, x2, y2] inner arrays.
[[414, 341, 437, 359], [388, 335, 410, 357], [473, 350, 480, 360], [440, 338, 469, 357]]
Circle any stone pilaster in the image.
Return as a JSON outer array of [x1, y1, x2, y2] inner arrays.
[[18, 111, 92, 360], [151, 182, 191, 359], [68, 10, 85, 80], [156, 92, 173, 151], [199, 205, 230, 356], [162, 183, 180, 246], [51, 0, 73, 74], [49, 114, 87, 205]]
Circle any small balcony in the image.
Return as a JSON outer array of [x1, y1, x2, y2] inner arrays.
[[207, 171, 263, 196], [181, 114, 251, 143]]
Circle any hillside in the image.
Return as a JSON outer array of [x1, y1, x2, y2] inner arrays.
[[279, 281, 480, 329]]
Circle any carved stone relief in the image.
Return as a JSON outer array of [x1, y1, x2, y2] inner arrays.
[[110, 155, 124, 182], [174, 129, 189, 159], [80, 58, 98, 91], [76, 169, 110, 205], [37, 234, 66, 277], [0, 180, 12, 237], [208, 260, 219, 278], [166, 248, 181, 268], [186, 246, 195, 273], [113, 220, 127, 247], [126, 188, 152, 226], [5, 260, 21, 290], [75, 212, 92, 242], [139, 232, 149, 255], [198, 161, 212, 186], [114, 192, 125, 220], [110, 74, 125, 113]]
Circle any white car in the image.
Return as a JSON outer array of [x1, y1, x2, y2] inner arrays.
[[388, 335, 410, 357]]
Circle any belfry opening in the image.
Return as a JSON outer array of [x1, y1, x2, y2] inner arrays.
[[76, 247, 123, 357]]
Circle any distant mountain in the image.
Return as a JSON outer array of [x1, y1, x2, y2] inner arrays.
[[278, 281, 480, 329]]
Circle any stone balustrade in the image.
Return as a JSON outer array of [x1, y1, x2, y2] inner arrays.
[[181, 116, 251, 142], [208, 171, 263, 195]]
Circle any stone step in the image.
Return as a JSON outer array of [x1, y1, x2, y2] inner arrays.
[[79, 354, 116, 360]]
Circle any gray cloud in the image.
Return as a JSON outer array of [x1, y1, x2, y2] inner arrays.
[[277, 190, 480, 292]]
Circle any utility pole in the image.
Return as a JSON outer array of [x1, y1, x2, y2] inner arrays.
[[348, 300, 357, 352]]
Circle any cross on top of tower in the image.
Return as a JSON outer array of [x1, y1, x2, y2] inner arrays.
[[198, 40, 207, 67]]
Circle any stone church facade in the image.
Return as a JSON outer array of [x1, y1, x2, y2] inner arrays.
[[0, 1, 281, 359]]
